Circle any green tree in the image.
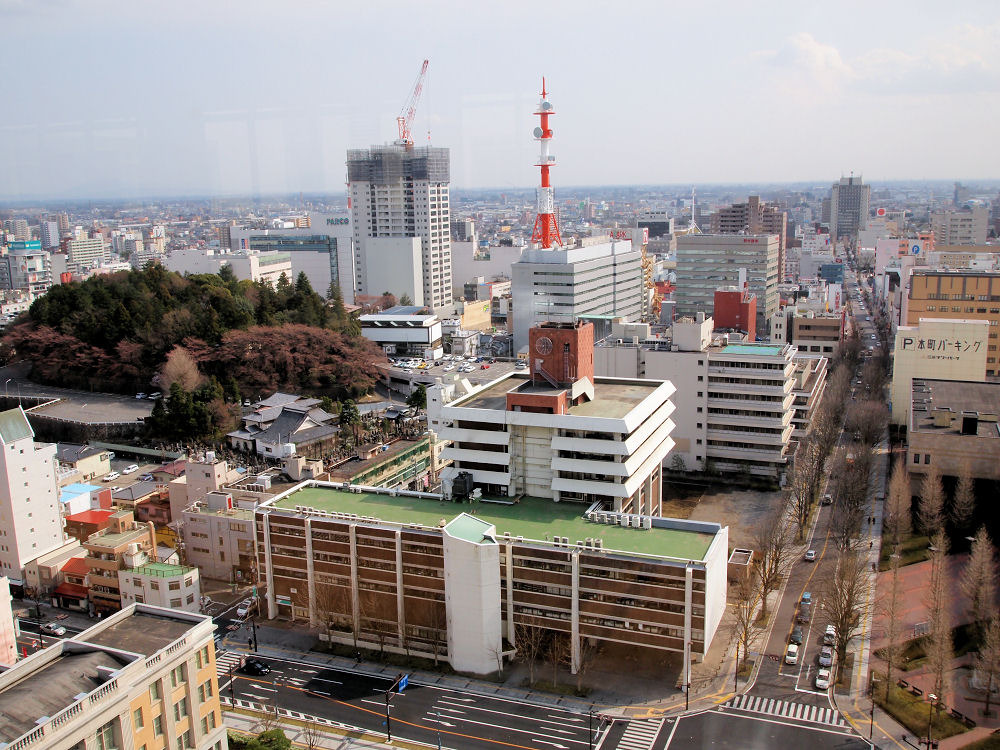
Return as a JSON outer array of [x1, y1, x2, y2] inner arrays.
[[339, 399, 360, 442], [399, 293, 413, 306], [407, 383, 427, 411]]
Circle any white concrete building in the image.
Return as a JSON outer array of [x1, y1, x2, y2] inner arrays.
[[594, 316, 797, 480], [66, 236, 106, 271], [889, 318, 989, 426], [511, 237, 642, 354], [0, 408, 65, 588], [119, 561, 201, 613], [432, 322, 675, 515], [347, 145, 452, 310], [360, 305, 444, 360]]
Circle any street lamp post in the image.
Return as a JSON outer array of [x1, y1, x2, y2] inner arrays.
[[927, 693, 937, 749]]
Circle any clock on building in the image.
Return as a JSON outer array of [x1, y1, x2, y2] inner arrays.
[[535, 336, 553, 355]]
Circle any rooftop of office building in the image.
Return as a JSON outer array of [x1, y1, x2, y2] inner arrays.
[[452, 373, 665, 419], [910, 378, 1000, 437], [268, 484, 718, 562], [80, 606, 203, 656]]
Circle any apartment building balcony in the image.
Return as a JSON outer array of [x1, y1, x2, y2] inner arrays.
[[551, 457, 628, 478], [706, 427, 787, 446], [707, 380, 792, 396], [550, 435, 628, 456], [551, 477, 628, 499], [707, 413, 789, 431], [437, 426, 510, 445], [709, 362, 795, 378], [707, 444, 788, 463], [442, 465, 511, 487], [440, 447, 510, 466]]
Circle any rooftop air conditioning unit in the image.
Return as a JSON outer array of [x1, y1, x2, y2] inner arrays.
[[643, 517, 653, 529]]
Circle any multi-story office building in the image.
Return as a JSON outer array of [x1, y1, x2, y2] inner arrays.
[[434, 322, 675, 515], [510, 237, 642, 353], [594, 316, 799, 480], [827, 175, 870, 240], [256, 481, 728, 675], [0, 240, 51, 297], [930, 206, 989, 246], [347, 145, 452, 310], [709, 195, 788, 273], [0, 408, 65, 589], [674, 234, 779, 332], [903, 269, 1000, 376], [0, 603, 225, 750], [39, 220, 60, 249], [787, 310, 845, 357], [66, 235, 106, 271], [119, 561, 201, 613], [360, 305, 444, 360], [790, 355, 828, 440]]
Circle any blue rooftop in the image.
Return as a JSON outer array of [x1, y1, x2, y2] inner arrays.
[[719, 344, 784, 357], [59, 483, 100, 502]]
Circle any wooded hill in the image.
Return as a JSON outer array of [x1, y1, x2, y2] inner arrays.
[[2, 265, 385, 401]]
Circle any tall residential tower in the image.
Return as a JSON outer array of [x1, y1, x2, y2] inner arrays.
[[347, 145, 452, 310]]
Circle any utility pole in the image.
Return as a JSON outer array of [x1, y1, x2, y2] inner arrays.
[[385, 672, 409, 743]]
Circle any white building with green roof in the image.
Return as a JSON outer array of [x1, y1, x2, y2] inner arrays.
[[0, 408, 65, 588]]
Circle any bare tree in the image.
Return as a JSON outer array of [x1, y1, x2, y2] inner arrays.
[[977, 616, 1000, 718], [884, 456, 913, 549], [951, 460, 976, 533], [733, 567, 762, 689], [881, 547, 906, 701], [846, 400, 888, 448], [788, 438, 821, 541], [300, 719, 324, 750], [752, 507, 795, 619], [924, 530, 952, 701], [812, 401, 843, 460], [918, 465, 946, 536], [515, 622, 546, 686], [830, 449, 871, 551], [547, 632, 571, 687], [575, 636, 599, 692], [157, 345, 204, 392], [822, 551, 872, 682], [960, 527, 997, 640]]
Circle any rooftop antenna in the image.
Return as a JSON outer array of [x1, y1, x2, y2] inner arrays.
[[530, 77, 563, 249], [690, 186, 698, 231]]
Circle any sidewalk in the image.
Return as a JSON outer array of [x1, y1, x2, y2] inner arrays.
[[225, 710, 425, 749]]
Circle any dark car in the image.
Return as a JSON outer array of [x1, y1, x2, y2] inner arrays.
[[789, 626, 804, 646], [239, 658, 270, 676]]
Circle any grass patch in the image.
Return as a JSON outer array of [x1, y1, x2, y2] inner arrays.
[[736, 658, 756, 680], [872, 676, 968, 741], [524, 679, 591, 698], [879, 533, 930, 570], [876, 623, 982, 672]]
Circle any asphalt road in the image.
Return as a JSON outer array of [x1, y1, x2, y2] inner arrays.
[[659, 709, 870, 750], [219, 650, 605, 750]]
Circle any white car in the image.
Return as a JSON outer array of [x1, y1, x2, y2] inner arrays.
[[443, 365, 455, 372], [40, 621, 66, 636], [784, 644, 799, 665], [122, 464, 140, 475], [103, 471, 120, 482], [815, 667, 831, 690], [804, 549, 817, 562]]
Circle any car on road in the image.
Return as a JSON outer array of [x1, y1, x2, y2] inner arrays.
[[239, 657, 270, 676], [150, 392, 162, 399], [515, 361, 528, 370], [870, 334, 877, 339], [801, 592, 812, 605], [822, 493, 832, 505], [40, 622, 67, 636], [139, 473, 154, 481], [824, 625, 836, 646], [815, 667, 832, 690], [789, 626, 804, 646], [122, 464, 139, 474], [784, 644, 799, 665], [796, 603, 812, 623], [818, 645, 834, 667], [804, 549, 816, 562], [103, 471, 120, 482], [236, 598, 256, 619], [135, 392, 147, 399]]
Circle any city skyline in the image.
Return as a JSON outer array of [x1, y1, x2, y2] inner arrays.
[[1, 0, 998, 200]]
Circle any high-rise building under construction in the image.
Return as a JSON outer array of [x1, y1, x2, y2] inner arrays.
[[347, 145, 452, 310]]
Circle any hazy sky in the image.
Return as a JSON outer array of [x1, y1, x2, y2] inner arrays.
[[1, 0, 998, 200]]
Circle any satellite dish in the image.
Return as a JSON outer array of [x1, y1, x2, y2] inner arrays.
[[533, 126, 543, 138], [541, 101, 553, 111]]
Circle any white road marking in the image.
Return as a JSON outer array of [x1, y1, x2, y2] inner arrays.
[[311, 677, 343, 685], [532, 742, 569, 749], [249, 684, 276, 692]]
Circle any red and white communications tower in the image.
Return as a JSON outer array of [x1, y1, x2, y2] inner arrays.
[[530, 79, 563, 249]]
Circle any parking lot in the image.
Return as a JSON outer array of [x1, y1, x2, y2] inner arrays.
[[384, 354, 526, 393]]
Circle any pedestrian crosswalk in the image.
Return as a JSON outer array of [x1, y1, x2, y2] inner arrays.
[[723, 694, 847, 728], [617, 718, 663, 750], [216, 649, 243, 683]]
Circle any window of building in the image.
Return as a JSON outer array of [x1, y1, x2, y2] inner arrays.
[[150, 682, 162, 701], [924, 454, 931, 465], [696, 439, 702, 445], [697, 407, 703, 413], [95, 722, 116, 750], [151, 581, 159, 591], [170, 665, 186, 688], [913, 453, 919, 464], [697, 375, 703, 381], [201, 712, 217, 733], [173, 697, 188, 721], [169, 581, 181, 590], [153, 716, 164, 736], [696, 423, 702, 429], [697, 392, 702, 398], [198, 681, 214, 701], [133, 707, 144, 729], [176, 730, 193, 750], [196, 645, 210, 669], [171, 598, 182, 607]]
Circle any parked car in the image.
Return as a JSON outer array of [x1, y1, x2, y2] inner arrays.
[[789, 626, 804, 646], [135, 392, 147, 400], [122, 464, 139, 475], [821, 494, 833, 505], [801, 592, 812, 605], [818, 645, 834, 667], [139, 473, 154, 482], [149, 392, 162, 399], [804, 549, 817, 562], [815, 667, 832, 690], [824, 625, 836, 646], [236, 598, 256, 619], [796, 603, 812, 623], [103, 471, 120, 482], [784, 644, 799, 665], [40, 622, 66, 636], [239, 657, 270, 676], [480, 364, 490, 369]]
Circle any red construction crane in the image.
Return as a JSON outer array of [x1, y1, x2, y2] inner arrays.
[[396, 59, 429, 149]]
